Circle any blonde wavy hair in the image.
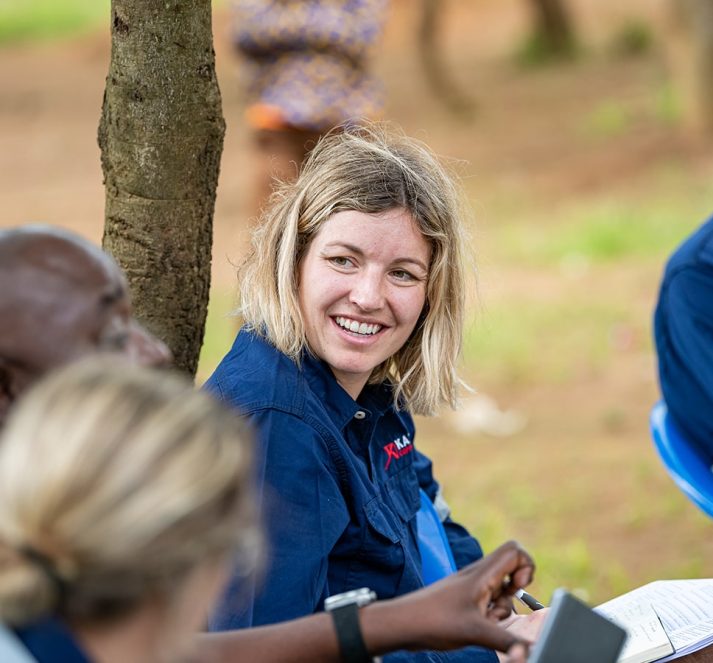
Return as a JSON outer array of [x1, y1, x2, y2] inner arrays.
[[0, 359, 258, 627], [239, 123, 470, 415]]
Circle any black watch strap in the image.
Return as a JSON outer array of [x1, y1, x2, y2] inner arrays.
[[330, 602, 372, 663]]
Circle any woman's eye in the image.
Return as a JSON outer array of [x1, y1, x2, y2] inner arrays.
[[391, 269, 416, 282], [329, 256, 352, 268]]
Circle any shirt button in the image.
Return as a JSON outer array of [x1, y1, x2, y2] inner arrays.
[[354, 410, 366, 420]]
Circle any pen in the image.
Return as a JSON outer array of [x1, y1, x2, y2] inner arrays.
[[515, 588, 546, 611]]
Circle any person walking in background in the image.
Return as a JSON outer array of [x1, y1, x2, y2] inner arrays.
[[231, 0, 389, 210]]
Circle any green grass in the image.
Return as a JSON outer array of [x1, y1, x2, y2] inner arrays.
[[463, 297, 631, 385], [654, 82, 682, 126], [462, 184, 712, 386], [0, 0, 229, 45], [608, 19, 654, 57], [196, 288, 238, 385], [493, 200, 706, 266], [0, 0, 110, 45], [580, 102, 631, 139], [514, 30, 579, 68], [441, 478, 605, 603]]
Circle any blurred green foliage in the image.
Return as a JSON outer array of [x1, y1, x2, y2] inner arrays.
[[581, 102, 631, 138], [609, 20, 654, 57], [197, 289, 238, 383], [0, 0, 230, 44], [0, 0, 110, 44], [514, 31, 579, 68], [493, 198, 706, 266], [463, 298, 628, 386], [655, 83, 682, 126]]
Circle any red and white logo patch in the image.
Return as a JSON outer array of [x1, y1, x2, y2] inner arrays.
[[383, 435, 413, 469]]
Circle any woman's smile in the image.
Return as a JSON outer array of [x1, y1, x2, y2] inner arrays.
[[333, 316, 383, 336]]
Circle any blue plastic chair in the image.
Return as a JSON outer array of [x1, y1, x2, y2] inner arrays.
[[650, 400, 713, 517], [416, 489, 457, 585]]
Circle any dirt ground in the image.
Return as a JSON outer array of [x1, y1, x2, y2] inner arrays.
[[2, 0, 713, 602]]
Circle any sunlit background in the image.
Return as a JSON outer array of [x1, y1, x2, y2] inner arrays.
[[1, 0, 712, 606]]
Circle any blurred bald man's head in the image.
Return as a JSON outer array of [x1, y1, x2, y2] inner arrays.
[[0, 225, 171, 424]]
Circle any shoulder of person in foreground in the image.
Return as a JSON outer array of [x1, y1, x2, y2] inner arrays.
[[654, 214, 713, 454]]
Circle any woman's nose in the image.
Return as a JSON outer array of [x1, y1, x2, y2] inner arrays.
[[349, 273, 384, 311]]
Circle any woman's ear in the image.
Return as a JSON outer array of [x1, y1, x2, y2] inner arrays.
[[0, 358, 39, 428]]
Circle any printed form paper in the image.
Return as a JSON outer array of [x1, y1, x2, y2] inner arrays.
[[597, 579, 713, 662], [596, 601, 672, 663]]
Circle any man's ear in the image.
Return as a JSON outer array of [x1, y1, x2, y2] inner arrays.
[[0, 359, 17, 428]]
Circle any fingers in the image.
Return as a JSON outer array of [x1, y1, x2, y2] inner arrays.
[[488, 593, 515, 621], [468, 540, 535, 597], [499, 541, 535, 591]]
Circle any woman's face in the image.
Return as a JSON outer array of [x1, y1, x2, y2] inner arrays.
[[298, 208, 431, 399]]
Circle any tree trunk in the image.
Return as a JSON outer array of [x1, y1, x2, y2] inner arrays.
[[418, 0, 475, 118], [528, 0, 575, 57], [98, 0, 225, 376], [667, 0, 713, 133]]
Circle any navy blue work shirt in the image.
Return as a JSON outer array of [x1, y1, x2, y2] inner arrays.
[[655, 215, 713, 461], [205, 329, 496, 662]]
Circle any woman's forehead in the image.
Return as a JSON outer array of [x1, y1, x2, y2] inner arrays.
[[313, 209, 430, 252]]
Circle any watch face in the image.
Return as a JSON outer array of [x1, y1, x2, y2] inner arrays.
[[325, 588, 378, 611]]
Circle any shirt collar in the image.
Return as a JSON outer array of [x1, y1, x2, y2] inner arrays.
[[301, 351, 395, 430]]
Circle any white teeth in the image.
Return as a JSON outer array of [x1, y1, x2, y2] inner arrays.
[[335, 317, 382, 336]]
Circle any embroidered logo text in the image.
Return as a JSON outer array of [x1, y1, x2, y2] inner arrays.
[[383, 435, 413, 470]]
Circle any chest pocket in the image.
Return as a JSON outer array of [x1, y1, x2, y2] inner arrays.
[[363, 465, 420, 543], [352, 465, 422, 595]]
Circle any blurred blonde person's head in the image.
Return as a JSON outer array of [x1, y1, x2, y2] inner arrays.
[[239, 123, 470, 415], [0, 359, 258, 644]]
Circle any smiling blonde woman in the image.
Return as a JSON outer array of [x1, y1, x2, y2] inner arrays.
[[206, 124, 522, 662]]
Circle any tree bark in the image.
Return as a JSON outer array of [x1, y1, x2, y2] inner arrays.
[[667, 0, 713, 133], [528, 0, 575, 57], [98, 0, 225, 376]]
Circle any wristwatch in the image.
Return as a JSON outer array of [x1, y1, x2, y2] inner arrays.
[[325, 587, 378, 663]]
